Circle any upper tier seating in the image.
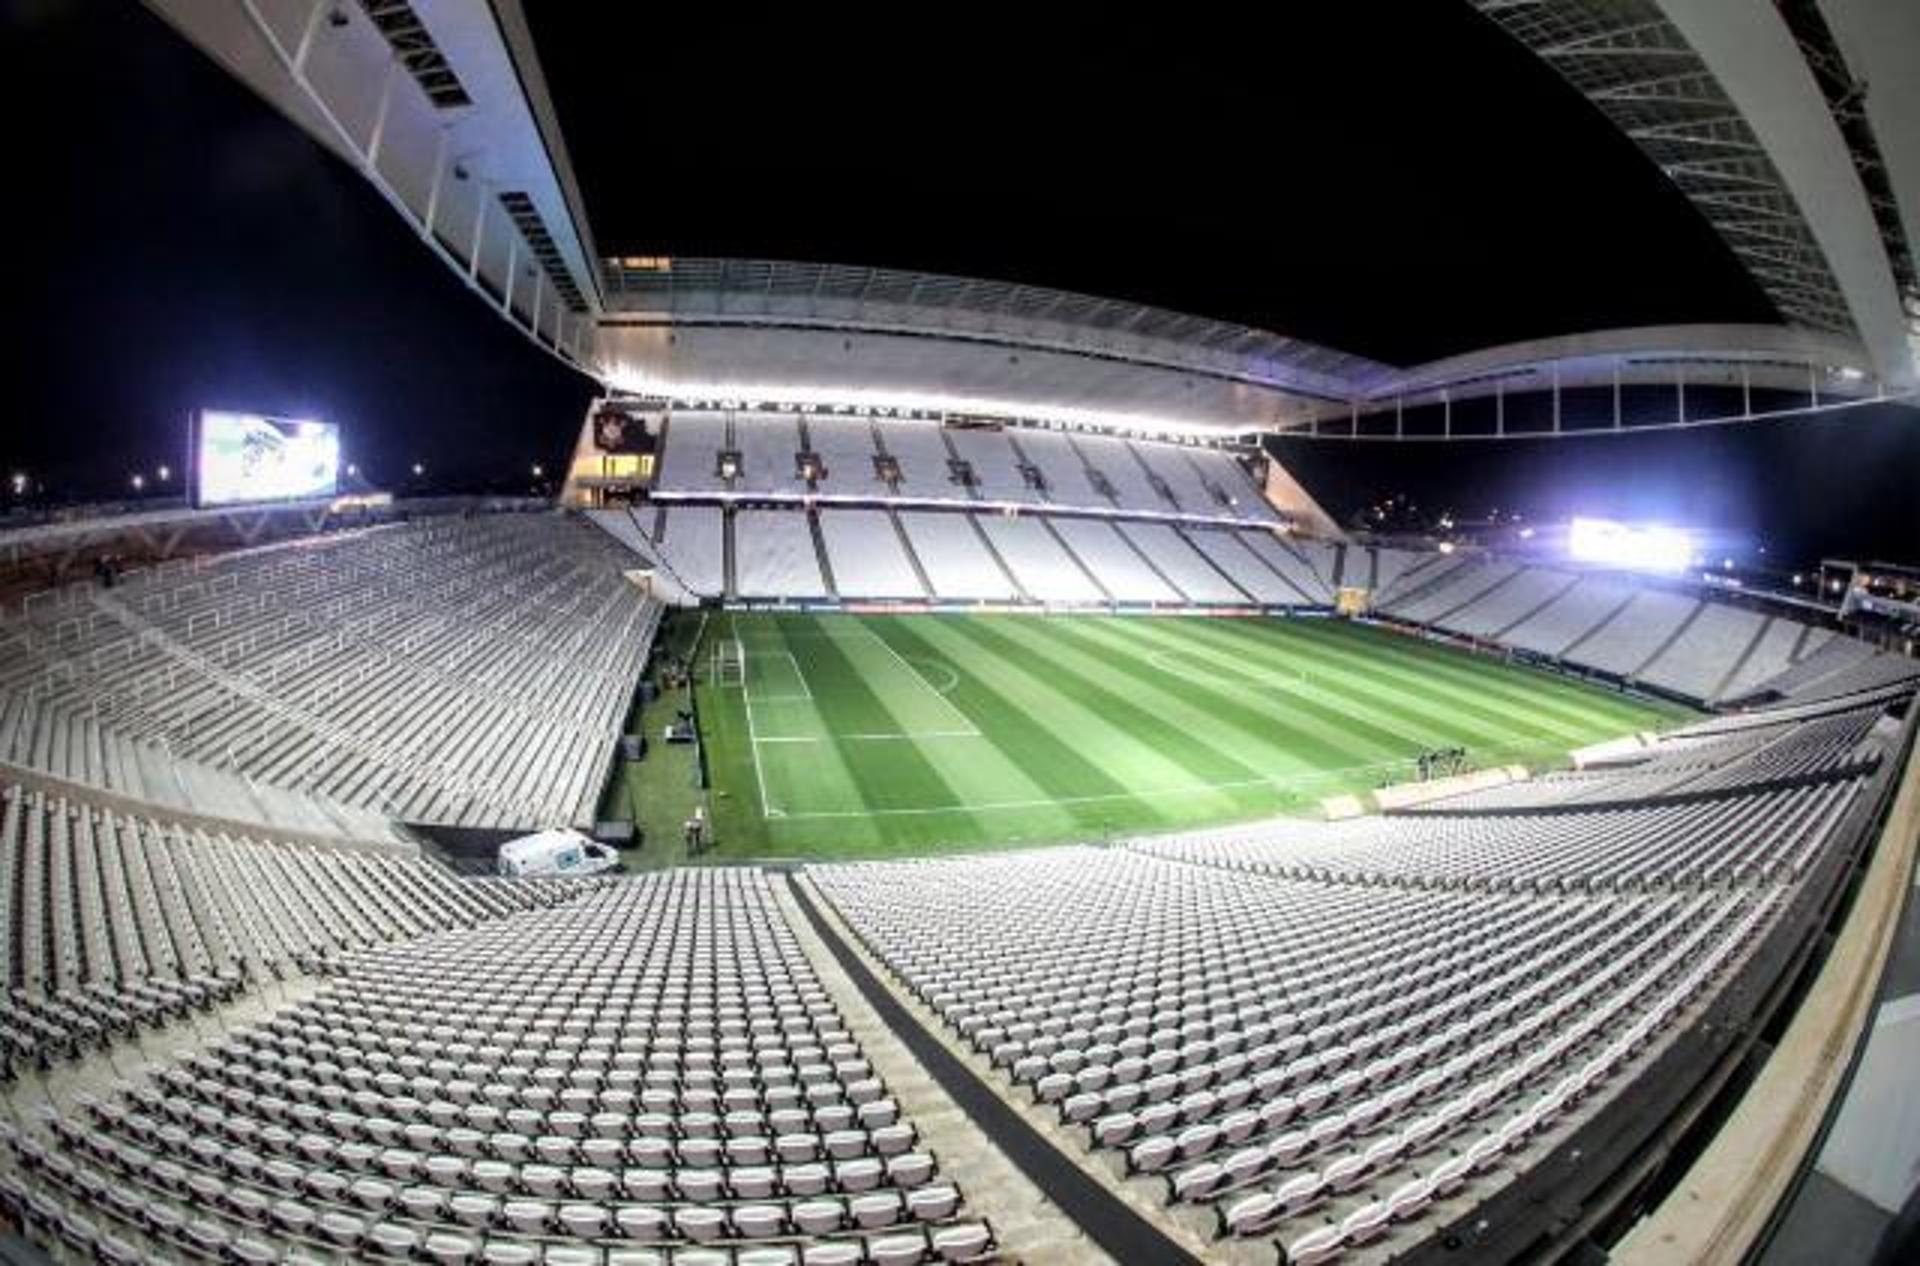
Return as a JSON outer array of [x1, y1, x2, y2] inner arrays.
[[2, 870, 997, 1265], [809, 418, 887, 500], [0, 516, 657, 831], [1189, 448, 1278, 522], [734, 511, 831, 601], [1741, 632, 1919, 704], [1009, 431, 1106, 509], [737, 415, 807, 497], [944, 429, 1037, 505], [898, 514, 1021, 602], [659, 412, 731, 493], [652, 412, 1271, 523], [874, 423, 957, 503], [1074, 438, 1170, 515], [1131, 443, 1221, 517]]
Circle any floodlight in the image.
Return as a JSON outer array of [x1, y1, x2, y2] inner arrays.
[[1567, 517, 1693, 574]]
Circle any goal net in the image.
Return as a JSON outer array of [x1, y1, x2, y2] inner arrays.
[[710, 638, 745, 687]]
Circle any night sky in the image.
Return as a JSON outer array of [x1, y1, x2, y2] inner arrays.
[[3, 1, 1914, 565]]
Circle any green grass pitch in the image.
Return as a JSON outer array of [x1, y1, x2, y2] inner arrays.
[[688, 611, 1691, 859]]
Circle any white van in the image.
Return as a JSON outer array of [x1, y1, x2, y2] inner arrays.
[[496, 828, 619, 879]]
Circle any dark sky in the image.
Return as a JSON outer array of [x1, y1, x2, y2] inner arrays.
[[526, 5, 1776, 363], [3, 1, 1913, 564], [1272, 403, 1920, 570], [1, 0, 595, 498]]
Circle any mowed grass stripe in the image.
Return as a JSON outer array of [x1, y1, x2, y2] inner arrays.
[[1156, 616, 1578, 754], [1249, 618, 1616, 742], [928, 617, 1269, 817], [1039, 617, 1408, 765], [1231, 618, 1646, 742], [1088, 616, 1489, 757], [690, 611, 1685, 859], [1297, 620, 1673, 733], [953, 618, 1280, 816], [870, 617, 1157, 836], [769, 614, 963, 815]]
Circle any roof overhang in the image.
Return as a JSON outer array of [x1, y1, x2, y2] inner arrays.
[[142, 0, 603, 368], [1338, 322, 1884, 415], [591, 257, 1388, 437], [1471, 0, 1919, 391]]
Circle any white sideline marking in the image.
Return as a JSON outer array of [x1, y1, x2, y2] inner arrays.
[[729, 618, 780, 818], [757, 735, 1589, 821]]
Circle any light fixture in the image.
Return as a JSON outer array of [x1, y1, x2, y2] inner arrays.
[[411, 463, 425, 477], [130, 474, 144, 491], [157, 464, 171, 482]]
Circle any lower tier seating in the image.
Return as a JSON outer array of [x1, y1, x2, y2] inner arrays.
[[0, 778, 603, 1080], [1, 871, 997, 1265]]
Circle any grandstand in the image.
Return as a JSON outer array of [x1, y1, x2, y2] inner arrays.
[[6, 1, 1920, 1263]]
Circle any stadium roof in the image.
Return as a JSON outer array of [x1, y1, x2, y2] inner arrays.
[[143, 0, 1920, 432], [1471, 0, 1919, 393]]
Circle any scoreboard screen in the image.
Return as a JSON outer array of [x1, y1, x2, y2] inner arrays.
[[195, 411, 340, 507]]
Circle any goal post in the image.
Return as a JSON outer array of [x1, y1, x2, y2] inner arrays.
[[710, 637, 745, 687]]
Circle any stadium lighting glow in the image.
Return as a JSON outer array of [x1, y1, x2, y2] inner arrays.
[[1793, 573, 1804, 586], [129, 474, 144, 491], [601, 369, 1265, 442], [532, 463, 544, 478], [411, 462, 425, 477], [1567, 517, 1694, 574], [157, 464, 171, 482]]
